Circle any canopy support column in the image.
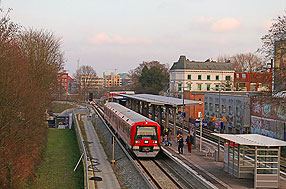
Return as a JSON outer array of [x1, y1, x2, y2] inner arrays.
[[173, 107, 177, 136]]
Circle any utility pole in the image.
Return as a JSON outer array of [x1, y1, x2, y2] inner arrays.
[[217, 86, 221, 161]]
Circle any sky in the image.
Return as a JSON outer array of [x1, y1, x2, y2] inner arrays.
[[1, 0, 286, 77]]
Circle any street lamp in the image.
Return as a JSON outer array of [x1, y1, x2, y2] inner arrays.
[[199, 112, 203, 152]]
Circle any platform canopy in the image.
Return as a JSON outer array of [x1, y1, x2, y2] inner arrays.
[[118, 93, 202, 107], [212, 133, 286, 147]]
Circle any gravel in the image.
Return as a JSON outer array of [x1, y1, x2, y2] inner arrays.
[[89, 107, 148, 189]]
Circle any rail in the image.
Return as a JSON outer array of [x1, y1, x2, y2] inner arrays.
[[73, 112, 89, 189], [90, 103, 154, 189]]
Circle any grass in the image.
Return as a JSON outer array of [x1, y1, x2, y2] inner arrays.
[[51, 102, 78, 113], [30, 128, 84, 189], [77, 114, 91, 157]]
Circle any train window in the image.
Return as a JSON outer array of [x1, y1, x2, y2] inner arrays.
[[135, 126, 157, 140]]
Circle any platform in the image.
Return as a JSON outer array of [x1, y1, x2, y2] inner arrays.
[[82, 115, 121, 189], [162, 134, 286, 189]]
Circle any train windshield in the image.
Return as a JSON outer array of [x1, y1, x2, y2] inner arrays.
[[136, 126, 157, 140]]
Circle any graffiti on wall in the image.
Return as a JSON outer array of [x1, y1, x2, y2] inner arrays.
[[251, 116, 284, 140], [263, 104, 271, 116], [251, 97, 286, 121], [277, 105, 286, 120], [252, 101, 261, 114]]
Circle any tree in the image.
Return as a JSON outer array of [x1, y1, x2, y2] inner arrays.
[[258, 11, 286, 92], [258, 11, 286, 60], [129, 61, 169, 94], [75, 65, 97, 101], [217, 53, 266, 72], [0, 9, 65, 188]]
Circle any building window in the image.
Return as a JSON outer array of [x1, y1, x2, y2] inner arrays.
[[242, 74, 246, 78], [178, 84, 182, 92], [199, 98, 202, 101], [226, 84, 231, 91], [205, 102, 208, 110], [207, 84, 210, 91], [238, 83, 246, 87], [216, 75, 219, 80], [215, 104, 219, 112], [222, 105, 226, 113], [198, 75, 202, 80], [229, 106, 233, 115], [207, 75, 210, 80], [187, 84, 191, 90], [209, 103, 213, 111], [188, 74, 191, 80], [236, 107, 240, 116], [197, 84, 202, 90], [215, 84, 220, 91], [226, 76, 231, 81], [236, 73, 240, 78]]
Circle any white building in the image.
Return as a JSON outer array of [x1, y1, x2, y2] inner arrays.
[[169, 56, 235, 97]]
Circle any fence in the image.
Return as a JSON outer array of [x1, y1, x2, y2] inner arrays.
[[73, 112, 89, 189]]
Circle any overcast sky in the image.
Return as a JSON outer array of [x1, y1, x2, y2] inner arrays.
[[2, 0, 286, 76]]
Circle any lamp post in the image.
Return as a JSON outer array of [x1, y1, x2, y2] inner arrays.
[[199, 112, 203, 152], [217, 86, 221, 161]]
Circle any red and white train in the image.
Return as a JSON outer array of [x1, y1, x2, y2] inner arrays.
[[104, 102, 161, 157]]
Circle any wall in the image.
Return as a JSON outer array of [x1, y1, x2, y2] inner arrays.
[[250, 96, 286, 140], [204, 93, 250, 134]]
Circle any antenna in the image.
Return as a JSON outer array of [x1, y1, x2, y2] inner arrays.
[[114, 69, 117, 75], [77, 58, 80, 70]]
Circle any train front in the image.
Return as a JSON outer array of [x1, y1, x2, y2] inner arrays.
[[131, 122, 161, 157]]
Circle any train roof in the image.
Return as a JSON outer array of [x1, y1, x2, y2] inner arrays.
[[105, 102, 157, 126]]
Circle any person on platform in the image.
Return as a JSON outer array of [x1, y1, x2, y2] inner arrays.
[[177, 128, 182, 136], [163, 134, 168, 146], [185, 133, 193, 153], [178, 136, 184, 154], [177, 128, 183, 142]]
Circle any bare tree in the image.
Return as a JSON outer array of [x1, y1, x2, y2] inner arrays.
[[258, 11, 286, 92], [258, 11, 286, 60], [218, 53, 266, 72], [75, 65, 97, 101]]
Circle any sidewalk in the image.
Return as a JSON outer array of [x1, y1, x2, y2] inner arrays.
[[162, 134, 254, 189], [82, 115, 121, 189]]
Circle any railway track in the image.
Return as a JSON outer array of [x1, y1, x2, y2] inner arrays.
[[135, 158, 184, 189], [93, 100, 286, 185], [91, 102, 194, 188]]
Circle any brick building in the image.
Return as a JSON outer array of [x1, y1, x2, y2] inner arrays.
[[57, 73, 69, 93], [234, 71, 272, 91]]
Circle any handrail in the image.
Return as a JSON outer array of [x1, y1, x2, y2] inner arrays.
[[73, 112, 89, 189]]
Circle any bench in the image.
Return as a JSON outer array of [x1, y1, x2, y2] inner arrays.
[[201, 146, 216, 157]]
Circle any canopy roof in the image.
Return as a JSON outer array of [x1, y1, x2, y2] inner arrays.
[[119, 93, 202, 107], [212, 133, 286, 147]]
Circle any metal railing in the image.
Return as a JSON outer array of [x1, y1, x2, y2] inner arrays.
[[73, 112, 89, 189]]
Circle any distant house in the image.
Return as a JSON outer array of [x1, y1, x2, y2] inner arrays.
[[169, 55, 235, 97]]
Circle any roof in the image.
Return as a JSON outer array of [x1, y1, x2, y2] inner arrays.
[[105, 102, 156, 125], [170, 55, 234, 71], [119, 93, 202, 107], [212, 133, 286, 147]]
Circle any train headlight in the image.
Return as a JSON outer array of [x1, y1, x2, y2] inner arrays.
[[144, 140, 149, 144], [152, 141, 157, 144], [135, 140, 141, 144]]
